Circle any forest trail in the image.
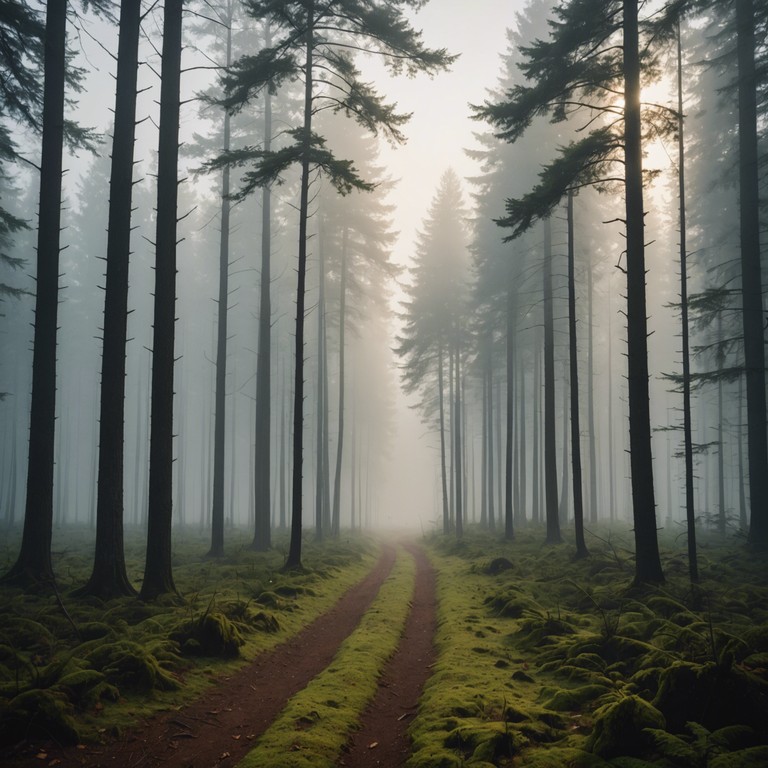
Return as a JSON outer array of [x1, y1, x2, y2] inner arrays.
[[338, 541, 437, 767], [14, 538, 440, 768]]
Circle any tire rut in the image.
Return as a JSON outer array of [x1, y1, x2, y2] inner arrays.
[[338, 541, 438, 767], [21, 543, 397, 768]]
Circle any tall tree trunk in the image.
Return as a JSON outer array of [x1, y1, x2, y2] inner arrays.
[[517, 353, 526, 527], [608, 289, 616, 522], [315, 225, 327, 539], [480, 358, 488, 527], [587, 257, 597, 524], [253, 29, 272, 551], [532, 342, 541, 525], [448, 344, 455, 528], [209, 10, 233, 558], [735, 0, 768, 549], [332, 226, 349, 538], [676, 19, 698, 583], [279, 365, 287, 530], [738, 374, 748, 530], [80, 0, 141, 596], [567, 192, 589, 558], [285, 8, 314, 569], [454, 340, 463, 537], [141, 0, 183, 600], [559, 369, 569, 524], [438, 342, 449, 534], [4, 0, 67, 587], [624, 0, 663, 584], [487, 344, 495, 531], [505, 285, 514, 538], [543, 218, 561, 544]]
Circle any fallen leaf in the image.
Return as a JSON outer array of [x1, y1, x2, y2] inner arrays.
[[219, 751, 230, 760], [232, 735, 241, 740], [35, 753, 47, 760], [367, 741, 379, 750]]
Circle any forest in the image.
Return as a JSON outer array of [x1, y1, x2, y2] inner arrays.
[[0, 0, 767, 766]]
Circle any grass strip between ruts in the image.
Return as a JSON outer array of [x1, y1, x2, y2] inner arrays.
[[235, 543, 416, 768]]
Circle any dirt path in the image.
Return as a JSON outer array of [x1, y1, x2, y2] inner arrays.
[[13, 543, 397, 768], [338, 542, 438, 768]]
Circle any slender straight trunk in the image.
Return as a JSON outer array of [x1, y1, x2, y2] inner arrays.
[[177, 380, 186, 528], [331, 227, 349, 538], [350, 415, 356, 530], [735, 0, 768, 548], [4, 0, 67, 586], [286, 8, 314, 569], [532, 343, 541, 525], [495, 379, 503, 523], [141, 0, 183, 600], [487, 346, 495, 531], [543, 218, 561, 544], [717, 361, 726, 536], [209, 12, 233, 558], [587, 258, 597, 524], [676, 21, 698, 582], [438, 343, 449, 534], [624, 0, 663, 583], [738, 375, 748, 530], [567, 192, 588, 558], [480, 360, 488, 527], [80, 0, 142, 595], [454, 341, 463, 537], [315, 232, 327, 539], [279, 367, 287, 530], [559, 371, 569, 524], [505, 285, 514, 538], [517, 355, 526, 526], [448, 344, 455, 528], [253, 29, 272, 550], [608, 291, 616, 522]]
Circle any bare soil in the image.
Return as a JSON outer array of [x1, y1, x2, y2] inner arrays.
[[6, 540, 439, 768], [338, 542, 438, 768]]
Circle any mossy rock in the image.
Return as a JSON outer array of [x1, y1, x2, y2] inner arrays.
[[85, 640, 179, 692], [486, 557, 514, 575], [587, 695, 665, 759], [653, 661, 768, 733], [0, 689, 80, 746], [540, 683, 612, 711], [172, 612, 244, 658], [55, 669, 119, 708], [251, 611, 280, 633]]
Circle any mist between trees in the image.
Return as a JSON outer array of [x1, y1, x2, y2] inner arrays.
[[0, 0, 765, 595]]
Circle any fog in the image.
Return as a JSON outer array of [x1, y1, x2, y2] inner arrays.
[[0, 0, 761, 561]]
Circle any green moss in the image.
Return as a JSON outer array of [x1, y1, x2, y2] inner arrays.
[[172, 612, 245, 658], [540, 684, 613, 711], [587, 695, 665, 759], [234, 547, 416, 768], [0, 689, 80, 746]]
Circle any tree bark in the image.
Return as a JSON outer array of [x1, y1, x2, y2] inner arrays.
[[141, 0, 183, 600], [623, 0, 663, 584], [567, 192, 588, 558], [331, 226, 349, 537], [676, 21, 698, 582], [454, 340, 463, 537], [209, 8, 233, 559], [543, 218, 561, 544], [4, 0, 66, 587], [253, 29, 272, 551], [735, 0, 768, 549], [315, 229, 327, 540], [285, 5, 314, 569], [438, 342, 449, 534], [505, 284, 514, 538]]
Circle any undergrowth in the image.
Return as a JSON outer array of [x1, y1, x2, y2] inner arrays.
[[408, 525, 768, 768], [235, 546, 416, 768], [0, 527, 375, 748]]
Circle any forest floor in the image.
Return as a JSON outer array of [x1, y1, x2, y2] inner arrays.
[[0, 534, 439, 768]]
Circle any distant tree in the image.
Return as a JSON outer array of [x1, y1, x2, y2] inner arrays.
[[475, 0, 666, 584], [396, 169, 470, 537], [141, 0, 184, 601], [211, 0, 453, 567]]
